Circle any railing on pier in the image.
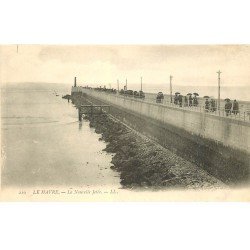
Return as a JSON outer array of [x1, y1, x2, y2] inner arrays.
[[75, 87, 250, 123], [110, 92, 250, 122], [144, 98, 250, 122]]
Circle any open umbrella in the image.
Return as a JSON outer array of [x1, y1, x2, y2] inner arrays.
[[203, 95, 210, 98], [225, 98, 230, 101], [193, 93, 199, 96], [175, 92, 180, 95], [187, 93, 192, 95]]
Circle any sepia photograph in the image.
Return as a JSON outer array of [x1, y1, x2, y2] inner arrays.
[[1, 1, 250, 250], [1, 45, 249, 201]]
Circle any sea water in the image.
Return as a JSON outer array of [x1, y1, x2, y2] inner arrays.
[[1, 85, 120, 189]]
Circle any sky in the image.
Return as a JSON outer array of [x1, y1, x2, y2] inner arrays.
[[1, 45, 250, 87]]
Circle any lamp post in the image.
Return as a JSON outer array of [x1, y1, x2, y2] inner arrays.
[[125, 78, 127, 90], [117, 79, 119, 92], [217, 70, 222, 115], [170, 75, 173, 103], [140, 77, 143, 91]]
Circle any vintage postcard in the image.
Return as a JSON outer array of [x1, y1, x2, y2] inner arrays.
[[1, 45, 250, 201]]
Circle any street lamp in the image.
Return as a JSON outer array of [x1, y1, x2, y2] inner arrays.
[[217, 70, 222, 115], [170, 75, 173, 103]]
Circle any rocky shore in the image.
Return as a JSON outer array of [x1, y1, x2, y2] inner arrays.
[[85, 113, 226, 190]]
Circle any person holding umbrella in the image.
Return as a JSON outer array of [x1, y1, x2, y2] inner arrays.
[[193, 93, 199, 107], [225, 98, 232, 116]]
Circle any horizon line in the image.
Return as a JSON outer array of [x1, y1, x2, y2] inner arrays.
[[3, 82, 250, 87]]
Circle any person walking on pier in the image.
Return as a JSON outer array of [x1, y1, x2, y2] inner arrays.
[[232, 99, 239, 115], [178, 95, 183, 107], [205, 98, 210, 112], [174, 93, 179, 105], [210, 99, 216, 112], [193, 96, 198, 107], [189, 94, 193, 106], [225, 99, 232, 116], [184, 96, 188, 107]]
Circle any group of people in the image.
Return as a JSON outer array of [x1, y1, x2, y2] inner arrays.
[[173, 93, 240, 116], [224, 99, 239, 116], [173, 93, 198, 107], [204, 98, 217, 112], [204, 98, 239, 115]]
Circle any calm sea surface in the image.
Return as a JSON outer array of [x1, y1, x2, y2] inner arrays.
[[1, 87, 120, 189]]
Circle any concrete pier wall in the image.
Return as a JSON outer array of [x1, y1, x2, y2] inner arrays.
[[72, 87, 250, 154]]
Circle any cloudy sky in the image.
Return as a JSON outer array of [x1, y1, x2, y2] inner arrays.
[[1, 45, 250, 87]]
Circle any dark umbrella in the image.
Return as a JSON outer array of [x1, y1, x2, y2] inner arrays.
[[175, 92, 180, 95], [225, 98, 230, 101], [193, 93, 199, 96], [203, 95, 210, 98], [187, 93, 192, 95]]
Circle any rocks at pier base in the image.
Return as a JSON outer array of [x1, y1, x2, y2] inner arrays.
[[84, 113, 226, 190]]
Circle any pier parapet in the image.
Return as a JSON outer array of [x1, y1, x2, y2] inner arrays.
[[72, 87, 250, 155]]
